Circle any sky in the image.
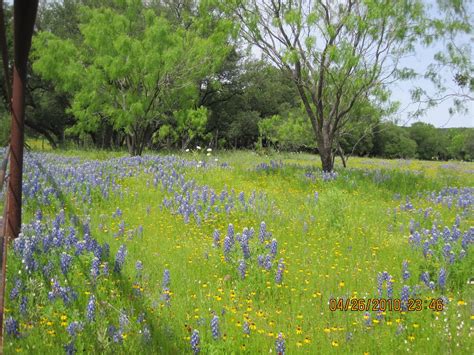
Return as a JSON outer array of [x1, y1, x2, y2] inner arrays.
[[390, 41, 473, 128]]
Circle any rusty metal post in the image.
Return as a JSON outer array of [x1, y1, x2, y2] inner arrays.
[[0, 1, 38, 350], [6, 1, 38, 239]]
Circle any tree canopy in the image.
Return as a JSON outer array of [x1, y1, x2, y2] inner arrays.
[[32, 0, 232, 155], [0, 0, 470, 163]]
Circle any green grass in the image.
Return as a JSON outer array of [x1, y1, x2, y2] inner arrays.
[[4, 150, 473, 354]]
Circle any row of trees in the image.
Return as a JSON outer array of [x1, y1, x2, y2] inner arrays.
[[259, 114, 474, 161], [0, 0, 472, 167]]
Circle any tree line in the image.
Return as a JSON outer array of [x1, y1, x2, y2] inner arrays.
[[0, 0, 472, 167]]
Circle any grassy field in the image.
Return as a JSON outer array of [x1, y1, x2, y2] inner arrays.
[[3, 150, 473, 354]]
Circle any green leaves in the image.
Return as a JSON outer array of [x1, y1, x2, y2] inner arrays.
[[32, 3, 231, 154]]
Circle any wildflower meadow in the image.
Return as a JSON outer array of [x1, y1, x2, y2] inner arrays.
[[2, 149, 472, 354]]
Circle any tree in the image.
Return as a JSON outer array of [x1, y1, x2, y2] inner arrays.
[[224, 0, 430, 171], [372, 122, 417, 159], [410, 0, 473, 117], [408, 122, 447, 160], [201, 56, 300, 149], [32, 1, 231, 155], [258, 107, 315, 151]]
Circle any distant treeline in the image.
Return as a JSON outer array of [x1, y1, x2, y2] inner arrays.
[[0, 1, 471, 162]]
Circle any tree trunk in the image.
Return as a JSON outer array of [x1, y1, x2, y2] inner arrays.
[[337, 144, 347, 168], [317, 127, 334, 172], [319, 146, 333, 172], [126, 134, 139, 156]]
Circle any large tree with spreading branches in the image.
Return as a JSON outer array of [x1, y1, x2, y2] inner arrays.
[[223, 0, 433, 171]]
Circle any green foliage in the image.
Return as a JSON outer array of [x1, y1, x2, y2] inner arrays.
[[0, 115, 10, 146], [258, 107, 315, 151], [175, 106, 209, 149], [32, 1, 231, 155], [409, 122, 448, 160], [373, 122, 418, 159]]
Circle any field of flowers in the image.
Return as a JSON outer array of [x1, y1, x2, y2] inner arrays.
[[3, 149, 473, 354]]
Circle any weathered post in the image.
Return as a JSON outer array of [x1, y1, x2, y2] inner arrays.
[[0, 1, 38, 351]]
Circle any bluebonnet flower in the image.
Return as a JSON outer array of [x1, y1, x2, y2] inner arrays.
[[377, 273, 384, 297], [275, 333, 285, 354], [114, 245, 127, 273], [74, 240, 85, 256], [119, 311, 130, 331], [113, 329, 123, 343], [64, 341, 76, 355], [116, 220, 125, 238], [257, 255, 264, 267], [275, 259, 284, 284], [461, 230, 472, 249], [387, 276, 393, 298], [223, 236, 232, 260], [269, 239, 278, 257], [93, 244, 102, 260], [5, 317, 19, 337], [409, 231, 421, 246], [420, 272, 430, 287], [264, 254, 273, 270], [9, 278, 22, 300], [240, 237, 250, 259], [243, 321, 250, 335], [239, 191, 245, 205], [401, 285, 410, 311], [87, 295, 96, 322], [48, 279, 77, 305], [190, 330, 200, 354], [422, 241, 431, 258], [305, 171, 315, 181], [258, 222, 267, 244], [238, 259, 246, 279], [438, 268, 446, 289], [442, 226, 451, 241], [322, 170, 338, 182], [211, 315, 220, 339], [67, 321, 83, 337], [90, 257, 100, 280], [364, 312, 372, 327], [20, 296, 28, 315], [424, 208, 431, 219], [402, 260, 410, 281], [65, 227, 77, 249], [35, 209, 43, 221], [162, 269, 170, 288], [443, 243, 452, 260], [213, 230, 220, 248], [113, 207, 122, 218], [136, 260, 143, 273], [227, 223, 234, 241], [102, 262, 109, 276], [454, 214, 461, 227]]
